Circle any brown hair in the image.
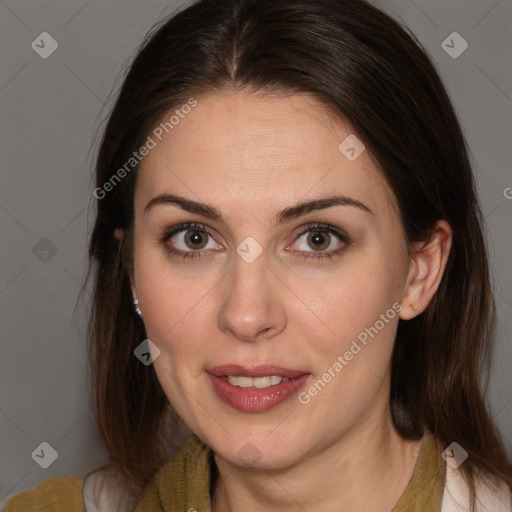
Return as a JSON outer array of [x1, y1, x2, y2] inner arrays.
[[81, 0, 512, 509]]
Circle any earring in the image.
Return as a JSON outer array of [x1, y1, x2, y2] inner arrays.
[[133, 298, 142, 318], [411, 304, 417, 312]]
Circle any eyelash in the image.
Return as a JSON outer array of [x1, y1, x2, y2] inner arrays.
[[157, 222, 350, 262]]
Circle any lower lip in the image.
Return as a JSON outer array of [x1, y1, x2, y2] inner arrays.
[[206, 373, 311, 412]]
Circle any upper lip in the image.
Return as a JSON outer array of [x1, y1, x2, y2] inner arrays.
[[207, 364, 308, 379]]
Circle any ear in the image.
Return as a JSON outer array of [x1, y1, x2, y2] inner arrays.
[[114, 228, 138, 300], [399, 220, 453, 320]]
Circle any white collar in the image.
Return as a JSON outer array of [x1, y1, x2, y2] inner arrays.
[[441, 462, 511, 511]]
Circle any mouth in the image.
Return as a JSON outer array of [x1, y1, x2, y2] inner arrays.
[[208, 364, 306, 378], [206, 364, 311, 412], [221, 375, 291, 388]]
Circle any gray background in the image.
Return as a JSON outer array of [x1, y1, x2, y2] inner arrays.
[[0, 0, 511, 504]]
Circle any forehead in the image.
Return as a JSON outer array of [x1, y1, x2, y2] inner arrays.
[[135, 91, 396, 219]]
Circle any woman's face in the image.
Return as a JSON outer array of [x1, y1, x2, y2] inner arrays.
[[130, 90, 414, 468]]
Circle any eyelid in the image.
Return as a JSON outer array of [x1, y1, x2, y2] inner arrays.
[[158, 221, 350, 260], [293, 222, 349, 243], [158, 222, 216, 244]]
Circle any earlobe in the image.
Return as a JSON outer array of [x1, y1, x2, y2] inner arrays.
[[114, 228, 124, 241], [399, 220, 452, 320]]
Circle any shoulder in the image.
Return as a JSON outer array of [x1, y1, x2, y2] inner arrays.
[[1, 467, 134, 512], [1, 474, 85, 512], [442, 463, 512, 512], [81, 466, 134, 511]]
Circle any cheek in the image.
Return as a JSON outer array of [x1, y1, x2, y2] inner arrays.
[[138, 279, 210, 353], [133, 253, 221, 367], [293, 256, 404, 343], [287, 254, 407, 402]]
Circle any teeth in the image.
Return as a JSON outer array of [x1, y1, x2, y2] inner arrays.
[[225, 375, 291, 388]]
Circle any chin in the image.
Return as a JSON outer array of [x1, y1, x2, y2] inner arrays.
[[206, 428, 310, 471]]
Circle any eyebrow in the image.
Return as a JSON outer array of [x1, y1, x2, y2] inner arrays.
[[144, 193, 373, 226]]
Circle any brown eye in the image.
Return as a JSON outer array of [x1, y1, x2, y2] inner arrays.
[[306, 230, 331, 251], [290, 222, 349, 260], [159, 222, 222, 261], [184, 229, 209, 250]]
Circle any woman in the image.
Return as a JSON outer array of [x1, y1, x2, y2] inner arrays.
[[3, 0, 511, 510]]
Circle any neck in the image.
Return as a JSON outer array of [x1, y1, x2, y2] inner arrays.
[[211, 405, 422, 512]]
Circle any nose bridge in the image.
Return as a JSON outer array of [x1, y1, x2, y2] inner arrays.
[[228, 241, 271, 312], [217, 238, 285, 341]]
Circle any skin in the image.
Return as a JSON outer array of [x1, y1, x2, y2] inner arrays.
[[117, 90, 452, 511]]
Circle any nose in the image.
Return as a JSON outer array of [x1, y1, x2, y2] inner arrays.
[[216, 248, 286, 342]]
